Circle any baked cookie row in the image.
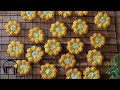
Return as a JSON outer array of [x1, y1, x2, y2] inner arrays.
[[21, 11, 110, 29], [14, 60, 100, 79], [5, 20, 106, 47], [7, 40, 104, 67], [5, 20, 88, 37], [21, 11, 88, 21]]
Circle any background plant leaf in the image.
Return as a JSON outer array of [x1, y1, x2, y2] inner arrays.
[[107, 53, 120, 79]]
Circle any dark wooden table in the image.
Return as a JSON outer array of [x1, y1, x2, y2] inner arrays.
[[115, 11, 120, 52]]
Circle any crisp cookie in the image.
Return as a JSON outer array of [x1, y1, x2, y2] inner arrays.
[[94, 12, 110, 29], [90, 33, 105, 48], [67, 38, 84, 54], [40, 63, 57, 79], [7, 41, 24, 57], [75, 11, 88, 16], [87, 49, 103, 66], [72, 19, 88, 35], [58, 11, 72, 18], [21, 11, 36, 21], [5, 20, 21, 36], [66, 68, 82, 79], [59, 53, 76, 69], [50, 21, 67, 38], [14, 60, 31, 76], [26, 45, 44, 63], [37, 11, 55, 20], [28, 27, 44, 44], [83, 67, 100, 79], [44, 39, 62, 56]]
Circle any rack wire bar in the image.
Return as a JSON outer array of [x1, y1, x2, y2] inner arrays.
[[0, 11, 119, 79]]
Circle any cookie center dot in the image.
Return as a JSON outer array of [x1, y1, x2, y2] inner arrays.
[[72, 43, 79, 49], [45, 68, 52, 75], [95, 37, 101, 44], [56, 27, 62, 33], [88, 72, 95, 79], [43, 11, 50, 16], [13, 46, 19, 52], [26, 11, 33, 17], [50, 44, 56, 50], [10, 25, 17, 31], [93, 54, 99, 61], [32, 51, 38, 58], [20, 65, 26, 71], [33, 32, 39, 39], [100, 16, 106, 24], [71, 73, 78, 79], [64, 58, 71, 65], [78, 24, 84, 30]]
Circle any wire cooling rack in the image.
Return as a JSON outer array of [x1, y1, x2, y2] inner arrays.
[[0, 11, 119, 79]]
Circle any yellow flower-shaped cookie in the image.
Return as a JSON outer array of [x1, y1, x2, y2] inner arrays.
[[66, 68, 82, 79], [21, 11, 36, 21], [90, 33, 105, 48], [26, 46, 44, 63], [59, 53, 76, 69], [28, 27, 44, 44], [14, 60, 31, 76], [83, 67, 100, 79], [5, 20, 21, 36], [44, 39, 62, 56], [75, 11, 88, 16], [87, 49, 103, 66], [40, 63, 57, 79], [50, 21, 67, 38], [72, 19, 88, 35], [7, 41, 24, 57], [37, 11, 55, 20], [94, 12, 110, 29], [67, 38, 84, 54], [58, 11, 72, 18]]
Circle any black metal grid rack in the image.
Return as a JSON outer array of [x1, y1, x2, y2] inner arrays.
[[0, 11, 119, 79]]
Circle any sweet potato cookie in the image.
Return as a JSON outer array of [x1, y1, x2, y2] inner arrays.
[[44, 39, 62, 56], [26, 46, 44, 63], [59, 53, 76, 69], [28, 27, 44, 44], [87, 49, 103, 66], [37, 11, 55, 20], [67, 38, 84, 54], [40, 63, 57, 79], [14, 60, 31, 76], [5, 20, 21, 36], [21, 11, 36, 21], [90, 33, 105, 48], [72, 19, 88, 35], [94, 12, 110, 29], [58, 11, 72, 18], [66, 68, 82, 79], [50, 21, 67, 38], [83, 67, 100, 79], [7, 41, 24, 57], [75, 11, 88, 16]]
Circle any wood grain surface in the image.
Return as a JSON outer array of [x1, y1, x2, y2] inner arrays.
[[115, 11, 120, 52], [0, 11, 119, 79]]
